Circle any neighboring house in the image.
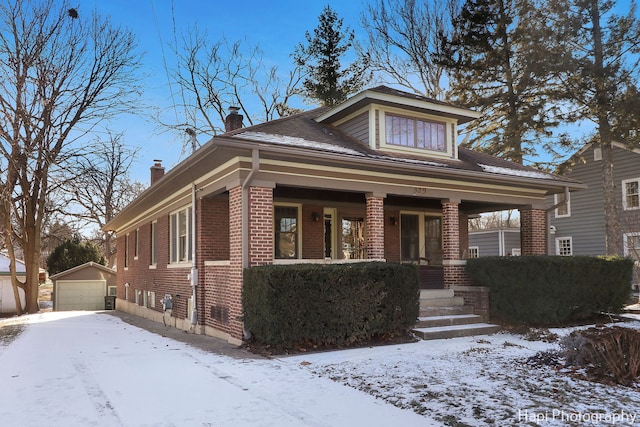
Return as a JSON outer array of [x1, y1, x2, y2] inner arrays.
[[50, 262, 117, 311], [105, 86, 582, 344], [468, 228, 521, 257], [0, 252, 26, 314], [547, 142, 640, 286]]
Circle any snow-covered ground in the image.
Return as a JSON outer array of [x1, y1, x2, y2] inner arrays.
[[1, 312, 640, 426]]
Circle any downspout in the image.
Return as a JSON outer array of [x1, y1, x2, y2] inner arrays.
[[240, 149, 260, 340], [190, 183, 198, 330]]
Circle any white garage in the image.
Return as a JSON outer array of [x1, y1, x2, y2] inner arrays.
[[51, 262, 117, 311], [0, 253, 26, 314], [55, 280, 106, 311]]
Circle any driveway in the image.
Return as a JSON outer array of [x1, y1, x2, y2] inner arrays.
[[0, 311, 433, 427]]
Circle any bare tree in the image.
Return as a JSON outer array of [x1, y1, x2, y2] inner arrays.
[[361, 0, 460, 100], [165, 27, 304, 152], [62, 132, 144, 266], [0, 0, 141, 314], [468, 210, 520, 231]]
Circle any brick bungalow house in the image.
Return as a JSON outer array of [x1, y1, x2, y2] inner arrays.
[[105, 86, 582, 344]]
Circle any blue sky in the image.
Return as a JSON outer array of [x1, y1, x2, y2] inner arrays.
[[75, 0, 365, 184]]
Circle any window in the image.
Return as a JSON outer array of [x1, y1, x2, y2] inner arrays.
[[274, 205, 299, 259], [124, 233, 129, 268], [555, 237, 573, 256], [150, 221, 157, 266], [554, 192, 571, 218], [107, 286, 117, 296], [385, 114, 446, 152], [170, 207, 193, 263], [149, 291, 156, 308], [342, 217, 365, 259], [468, 247, 479, 258], [624, 233, 640, 261], [133, 229, 139, 259], [623, 179, 640, 210]]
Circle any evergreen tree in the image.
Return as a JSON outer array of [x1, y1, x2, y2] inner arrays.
[[544, 0, 640, 255], [440, 0, 566, 165], [294, 5, 371, 106], [46, 237, 106, 276]]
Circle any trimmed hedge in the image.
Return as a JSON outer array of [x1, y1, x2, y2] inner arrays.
[[242, 262, 419, 347], [465, 256, 633, 326]]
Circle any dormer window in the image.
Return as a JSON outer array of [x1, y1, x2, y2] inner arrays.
[[385, 114, 446, 152]]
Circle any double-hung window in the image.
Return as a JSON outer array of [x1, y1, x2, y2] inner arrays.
[[150, 221, 157, 266], [554, 192, 571, 218], [274, 205, 300, 259], [170, 207, 192, 263], [385, 114, 446, 152], [623, 178, 640, 210]]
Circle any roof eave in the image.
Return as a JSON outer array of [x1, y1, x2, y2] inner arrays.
[[314, 89, 481, 124]]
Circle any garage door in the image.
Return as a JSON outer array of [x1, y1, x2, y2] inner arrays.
[[56, 280, 106, 311]]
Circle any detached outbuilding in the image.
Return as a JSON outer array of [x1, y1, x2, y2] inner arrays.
[[0, 252, 26, 314], [51, 262, 116, 311]]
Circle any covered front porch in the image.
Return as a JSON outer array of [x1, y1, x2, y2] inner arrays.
[[198, 181, 549, 341]]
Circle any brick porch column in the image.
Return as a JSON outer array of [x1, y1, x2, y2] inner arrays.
[[248, 186, 273, 267], [366, 193, 385, 260], [228, 186, 244, 342], [442, 200, 468, 288], [520, 207, 547, 255]]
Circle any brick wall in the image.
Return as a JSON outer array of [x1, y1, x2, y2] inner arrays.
[[302, 204, 324, 259], [117, 214, 193, 321], [366, 194, 385, 259], [198, 196, 229, 261], [385, 209, 400, 262], [520, 208, 547, 255]]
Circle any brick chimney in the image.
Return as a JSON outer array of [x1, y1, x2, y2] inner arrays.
[[150, 160, 165, 186], [224, 106, 244, 132]]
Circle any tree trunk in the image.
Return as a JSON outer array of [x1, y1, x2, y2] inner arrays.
[[590, 0, 622, 256]]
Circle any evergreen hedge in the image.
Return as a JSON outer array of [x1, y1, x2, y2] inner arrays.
[[465, 256, 633, 326], [242, 262, 419, 347]]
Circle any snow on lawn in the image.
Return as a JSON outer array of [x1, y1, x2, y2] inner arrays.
[[3, 312, 640, 426], [0, 311, 432, 427], [283, 324, 640, 426]]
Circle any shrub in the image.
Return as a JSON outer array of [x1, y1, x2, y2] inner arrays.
[[561, 326, 640, 386], [242, 262, 419, 348], [465, 256, 633, 326]]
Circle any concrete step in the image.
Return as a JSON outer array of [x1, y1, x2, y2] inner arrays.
[[415, 314, 483, 329], [412, 323, 501, 340], [419, 305, 474, 317], [420, 289, 454, 299], [419, 296, 465, 307]]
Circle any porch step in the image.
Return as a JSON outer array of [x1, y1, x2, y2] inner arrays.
[[413, 323, 501, 340], [419, 289, 464, 307], [414, 288, 500, 340], [419, 305, 474, 317], [415, 314, 483, 329]]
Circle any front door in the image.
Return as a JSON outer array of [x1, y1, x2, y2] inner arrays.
[[400, 213, 442, 265]]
